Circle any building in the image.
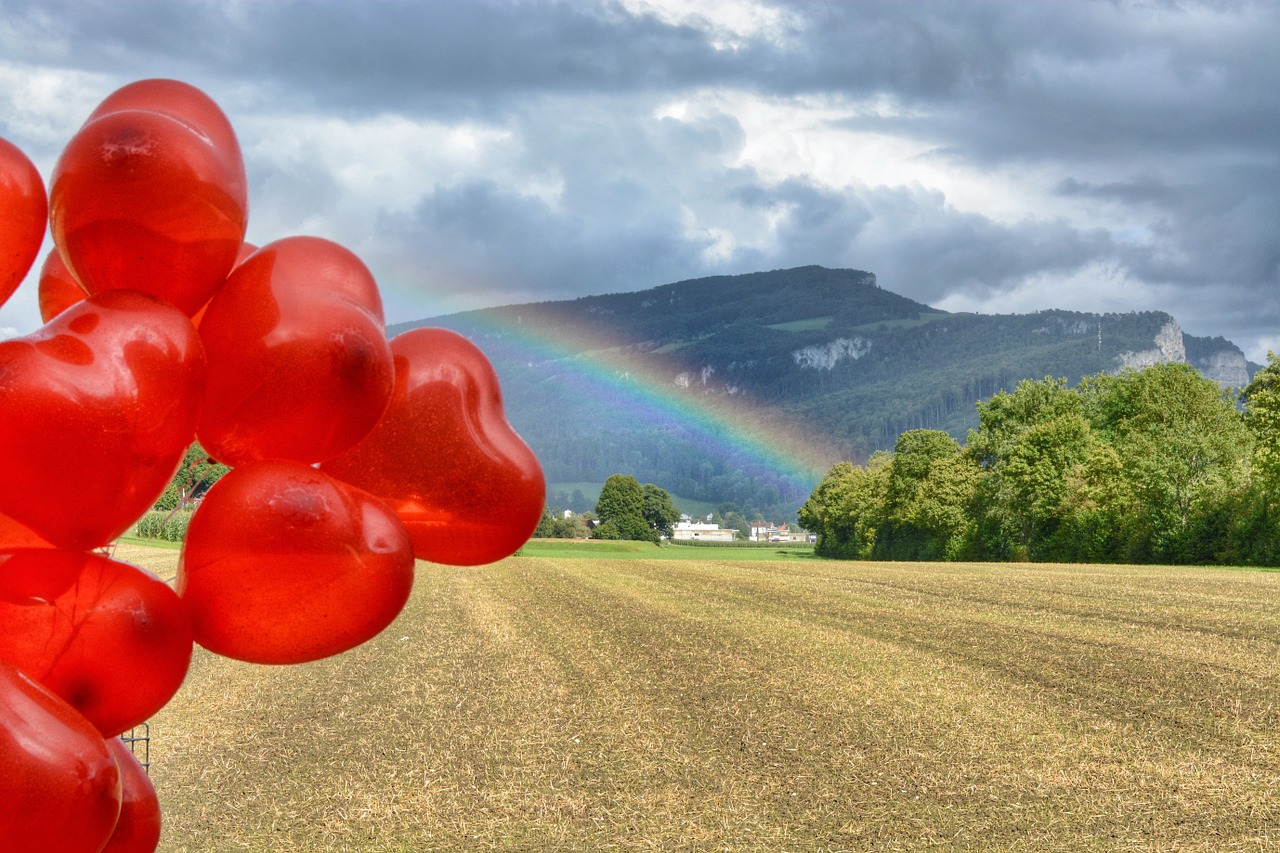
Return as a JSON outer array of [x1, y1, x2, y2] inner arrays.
[[671, 521, 737, 542], [749, 522, 810, 543]]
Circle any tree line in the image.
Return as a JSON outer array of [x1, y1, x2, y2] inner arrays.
[[799, 358, 1280, 566], [534, 474, 682, 544]]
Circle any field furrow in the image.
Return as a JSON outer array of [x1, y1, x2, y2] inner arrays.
[[114, 544, 1280, 852]]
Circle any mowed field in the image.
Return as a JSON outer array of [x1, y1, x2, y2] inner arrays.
[[114, 543, 1280, 851]]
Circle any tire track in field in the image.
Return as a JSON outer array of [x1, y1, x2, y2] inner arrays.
[[524, 557, 1280, 851], [146, 549, 1280, 851], [635, 559, 1280, 746], [496, 557, 1092, 849]]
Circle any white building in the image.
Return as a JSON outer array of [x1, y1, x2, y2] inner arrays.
[[671, 521, 737, 542], [749, 521, 811, 542]]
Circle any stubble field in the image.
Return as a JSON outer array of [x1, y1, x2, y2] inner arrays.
[[114, 543, 1280, 851]]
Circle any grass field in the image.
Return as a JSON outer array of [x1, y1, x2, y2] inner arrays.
[[113, 543, 1280, 851], [766, 317, 835, 332]]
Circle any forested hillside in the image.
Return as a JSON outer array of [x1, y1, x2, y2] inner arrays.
[[389, 266, 1257, 521]]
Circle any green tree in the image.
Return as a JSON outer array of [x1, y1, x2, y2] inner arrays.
[[533, 506, 556, 538], [965, 378, 1092, 559], [877, 430, 974, 560], [1081, 363, 1250, 563], [1220, 354, 1280, 565], [642, 483, 681, 540], [886, 431, 959, 511], [798, 453, 891, 559], [721, 510, 751, 540], [593, 474, 656, 542], [1052, 441, 1141, 562], [898, 449, 982, 561], [799, 462, 852, 555], [551, 515, 591, 539], [1243, 353, 1280, 492], [154, 442, 230, 511]]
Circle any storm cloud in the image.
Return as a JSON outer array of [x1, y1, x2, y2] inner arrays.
[[2, 0, 1278, 358]]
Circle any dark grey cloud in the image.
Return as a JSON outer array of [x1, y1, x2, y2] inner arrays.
[[1059, 164, 1280, 289], [12, 0, 1267, 131], [0, 0, 734, 116], [368, 100, 746, 307], [728, 177, 1117, 304], [1, 0, 1279, 359], [382, 177, 710, 304], [8, 0, 1277, 167]]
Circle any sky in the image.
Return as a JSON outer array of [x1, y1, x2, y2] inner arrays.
[[2, 0, 1279, 360]]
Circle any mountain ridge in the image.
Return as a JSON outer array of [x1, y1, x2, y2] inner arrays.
[[388, 266, 1257, 519]]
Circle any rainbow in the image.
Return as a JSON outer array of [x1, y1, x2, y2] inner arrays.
[[388, 306, 849, 503]]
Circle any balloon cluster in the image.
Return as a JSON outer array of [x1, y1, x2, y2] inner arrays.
[[0, 79, 545, 851]]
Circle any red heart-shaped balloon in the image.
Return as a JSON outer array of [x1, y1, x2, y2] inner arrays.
[[0, 136, 47, 310], [0, 291, 206, 550], [189, 240, 257, 331], [0, 660, 122, 853], [0, 511, 52, 550], [49, 81, 248, 316], [37, 248, 88, 322], [196, 236, 394, 466], [178, 460, 414, 664], [101, 737, 162, 853], [321, 327, 545, 565], [85, 78, 241, 161], [0, 549, 193, 737]]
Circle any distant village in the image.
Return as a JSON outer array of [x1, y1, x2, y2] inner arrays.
[[670, 518, 814, 543], [553, 508, 814, 544]]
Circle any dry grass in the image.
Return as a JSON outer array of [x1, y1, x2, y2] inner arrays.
[[114, 542, 1280, 851]]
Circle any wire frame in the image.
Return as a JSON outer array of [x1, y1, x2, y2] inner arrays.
[[120, 723, 151, 774]]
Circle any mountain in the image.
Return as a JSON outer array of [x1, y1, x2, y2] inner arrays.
[[388, 266, 1258, 521]]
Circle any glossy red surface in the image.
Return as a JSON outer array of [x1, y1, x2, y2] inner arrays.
[[190, 240, 257, 329], [0, 291, 206, 550], [37, 249, 88, 322], [101, 737, 162, 853], [0, 511, 52, 550], [178, 460, 415, 664], [0, 136, 47, 309], [0, 549, 193, 737], [196, 236, 394, 465], [0, 660, 122, 852], [85, 78, 241, 161], [322, 327, 546, 566], [49, 81, 248, 317]]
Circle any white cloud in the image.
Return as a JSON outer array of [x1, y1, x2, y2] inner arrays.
[[240, 112, 519, 243], [619, 0, 801, 49]]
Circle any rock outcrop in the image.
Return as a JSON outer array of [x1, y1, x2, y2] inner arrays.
[[791, 337, 871, 370], [1118, 319, 1186, 370]]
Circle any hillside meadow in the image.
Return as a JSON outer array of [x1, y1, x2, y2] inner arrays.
[[112, 541, 1280, 851]]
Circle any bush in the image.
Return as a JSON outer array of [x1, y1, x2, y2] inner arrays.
[[550, 516, 591, 539], [133, 510, 193, 542]]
